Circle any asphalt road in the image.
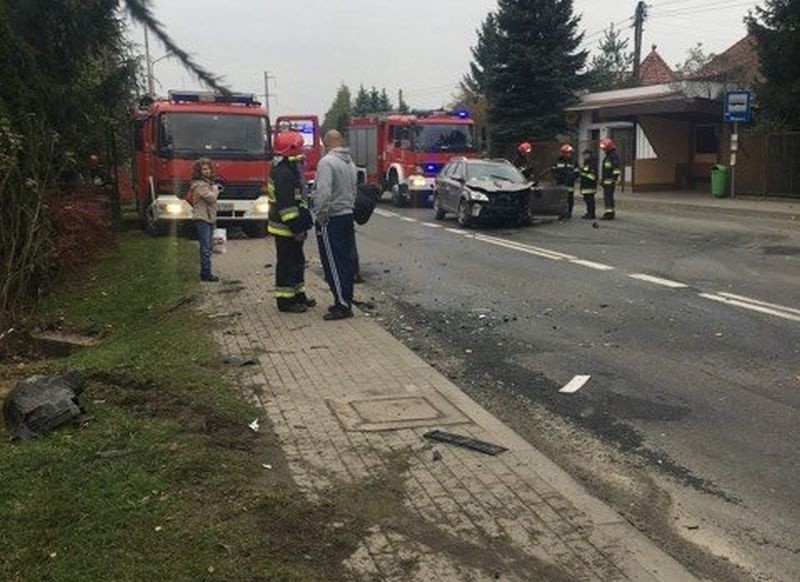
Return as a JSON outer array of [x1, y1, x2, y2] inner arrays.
[[351, 200, 800, 582]]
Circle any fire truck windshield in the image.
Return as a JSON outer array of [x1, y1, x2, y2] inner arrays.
[[158, 113, 268, 158], [414, 124, 475, 153]]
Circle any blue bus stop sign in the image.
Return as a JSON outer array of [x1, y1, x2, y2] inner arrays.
[[724, 91, 752, 123]]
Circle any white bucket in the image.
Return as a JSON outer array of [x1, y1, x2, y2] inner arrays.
[[212, 228, 227, 254]]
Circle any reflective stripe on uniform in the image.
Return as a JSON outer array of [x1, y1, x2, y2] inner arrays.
[[279, 206, 300, 221], [274, 287, 297, 298], [293, 283, 306, 294], [268, 221, 294, 237], [582, 189, 597, 195]]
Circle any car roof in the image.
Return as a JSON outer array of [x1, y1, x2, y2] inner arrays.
[[446, 157, 513, 166]]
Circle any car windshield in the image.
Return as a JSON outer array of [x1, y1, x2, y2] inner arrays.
[[158, 113, 268, 157], [467, 162, 527, 184], [415, 124, 476, 153]]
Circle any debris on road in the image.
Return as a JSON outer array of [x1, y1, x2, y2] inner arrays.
[[423, 430, 508, 456], [208, 311, 242, 319], [216, 355, 259, 367], [559, 375, 591, 394], [261, 463, 273, 470], [432, 450, 443, 462], [2, 370, 87, 441], [248, 419, 260, 433]]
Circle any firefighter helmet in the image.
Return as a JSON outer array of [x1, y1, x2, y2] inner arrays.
[[273, 131, 305, 157], [600, 138, 615, 151], [518, 142, 533, 155], [560, 144, 574, 156]]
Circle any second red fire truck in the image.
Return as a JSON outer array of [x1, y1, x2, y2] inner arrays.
[[349, 110, 478, 206]]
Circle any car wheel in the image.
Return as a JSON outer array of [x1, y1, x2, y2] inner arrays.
[[142, 201, 169, 236], [433, 194, 446, 220], [457, 199, 472, 228]]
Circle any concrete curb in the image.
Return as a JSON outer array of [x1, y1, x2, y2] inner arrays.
[[619, 197, 800, 222]]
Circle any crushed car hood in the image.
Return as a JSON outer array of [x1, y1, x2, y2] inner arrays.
[[466, 179, 531, 195]]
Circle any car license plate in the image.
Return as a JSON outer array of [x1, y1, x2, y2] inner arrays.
[[218, 202, 234, 212]]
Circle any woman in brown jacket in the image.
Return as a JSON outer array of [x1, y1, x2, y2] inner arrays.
[[190, 158, 220, 282]]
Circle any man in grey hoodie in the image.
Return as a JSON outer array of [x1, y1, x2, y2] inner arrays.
[[312, 130, 358, 320]]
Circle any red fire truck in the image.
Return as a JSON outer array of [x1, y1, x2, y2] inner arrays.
[[349, 110, 478, 206], [131, 91, 272, 237], [274, 115, 322, 187]]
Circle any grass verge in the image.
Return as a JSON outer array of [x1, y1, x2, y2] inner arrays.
[[0, 229, 365, 582]]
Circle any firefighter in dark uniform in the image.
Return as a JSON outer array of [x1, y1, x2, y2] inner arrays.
[[551, 143, 578, 218], [268, 131, 315, 313], [600, 137, 621, 220], [579, 147, 599, 219], [514, 142, 536, 182]]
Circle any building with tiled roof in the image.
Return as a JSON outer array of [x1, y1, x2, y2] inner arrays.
[[639, 45, 675, 86], [690, 35, 762, 86]]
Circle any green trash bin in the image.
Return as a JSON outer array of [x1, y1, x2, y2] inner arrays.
[[711, 164, 728, 198]]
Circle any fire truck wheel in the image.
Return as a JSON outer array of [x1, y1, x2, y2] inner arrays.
[[457, 199, 473, 228], [139, 202, 168, 236], [243, 221, 268, 239], [433, 195, 446, 220]]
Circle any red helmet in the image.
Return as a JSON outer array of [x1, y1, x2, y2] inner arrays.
[[560, 144, 574, 156], [518, 142, 533, 155], [600, 138, 615, 151], [273, 131, 305, 157]]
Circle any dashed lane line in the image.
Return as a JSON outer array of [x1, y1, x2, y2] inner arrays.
[[473, 234, 566, 261], [569, 259, 615, 271], [399, 216, 418, 223], [699, 293, 800, 323], [628, 274, 689, 289], [421, 222, 443, 228], [445, 227, 469, 235], [559, 375, 592, 394], [374, 209, 399, 217], [717, 292, 800, 317]]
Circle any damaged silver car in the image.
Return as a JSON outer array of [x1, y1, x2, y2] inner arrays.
[[433, 157, 569, 227]]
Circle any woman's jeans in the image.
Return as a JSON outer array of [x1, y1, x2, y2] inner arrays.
[[196, 220, 214, 279]]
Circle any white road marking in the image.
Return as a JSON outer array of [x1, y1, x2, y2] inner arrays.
[[699, 293, 800, 323], [570, 259, 615, 271], [628, 274, 689, 289], [399, 216, 418, 223], [560, 375, 591, 394], [474, 234, 576, 260], [717, 292, 800, 317], [421, 222, 443, 228], [374, 209, 398, 217], [445, 228, 469, 235], [474, 235, 565, 260]]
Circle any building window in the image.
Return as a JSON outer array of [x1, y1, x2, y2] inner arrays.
[[695, 125, 719, 155]]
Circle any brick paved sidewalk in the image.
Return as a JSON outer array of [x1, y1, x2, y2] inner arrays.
[[207, 239, 698, 582]]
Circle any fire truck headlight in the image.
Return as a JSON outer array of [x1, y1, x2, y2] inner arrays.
[[409, 175, 427, 189], [166, 202, 184, 215], [254, 202, 270, 215]]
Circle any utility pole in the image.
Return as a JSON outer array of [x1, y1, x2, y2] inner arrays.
[[632, 1, 647, 84], [263, 71, 276, 114], [144, 27, 155, 96]]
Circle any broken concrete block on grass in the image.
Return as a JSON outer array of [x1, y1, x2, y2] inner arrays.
[[2, 370, 87, 441]]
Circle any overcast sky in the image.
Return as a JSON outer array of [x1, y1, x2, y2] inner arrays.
[[137, 0, 759, 117]]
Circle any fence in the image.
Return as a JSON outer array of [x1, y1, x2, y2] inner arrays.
[[737, 132, 800, 198]]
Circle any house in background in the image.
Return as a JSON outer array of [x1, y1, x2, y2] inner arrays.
[[567, 37, 764, 194]]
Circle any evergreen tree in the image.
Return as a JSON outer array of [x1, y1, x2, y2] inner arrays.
[[322, 83, 352, 136], [397, 89, 410, 114], [379, 88, 393, 112], [353, 85, 371, 115], [487, 0, 587, 154], [368, 86, 381, 112], [587, 24, 634, 92], [461, 13, 500, 98], [747, 0, 800, 129]]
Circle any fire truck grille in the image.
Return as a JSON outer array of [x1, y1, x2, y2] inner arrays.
[[220, 182, 264, 200]]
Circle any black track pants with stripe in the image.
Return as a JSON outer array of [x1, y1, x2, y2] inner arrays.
[[316, 213, 355, 310]]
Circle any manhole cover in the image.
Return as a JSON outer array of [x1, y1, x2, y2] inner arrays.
[[763, 246, 800, 256], [328, 394, 469, 432]]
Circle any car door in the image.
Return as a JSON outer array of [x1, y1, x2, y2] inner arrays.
[[435, 161, 453, 210], [448, 162, 466, 211]]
